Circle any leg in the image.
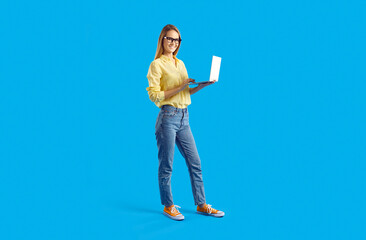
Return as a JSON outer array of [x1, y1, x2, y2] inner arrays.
[[156, 122, 177, 207], [176, 125, 206, 205]]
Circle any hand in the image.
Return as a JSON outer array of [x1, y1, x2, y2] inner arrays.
[[199, 80, 217, 88], [182, 78, 196, 87]]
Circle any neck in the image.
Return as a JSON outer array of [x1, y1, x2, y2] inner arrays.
[[163, 52, 174, 59]]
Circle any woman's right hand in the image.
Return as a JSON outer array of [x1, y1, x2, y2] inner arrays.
[[182, 78, 196, 87]]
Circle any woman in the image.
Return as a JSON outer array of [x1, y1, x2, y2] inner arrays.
[[146, 24, 224, 221]]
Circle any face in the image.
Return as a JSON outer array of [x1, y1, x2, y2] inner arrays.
[[163, 30, 180, 55]]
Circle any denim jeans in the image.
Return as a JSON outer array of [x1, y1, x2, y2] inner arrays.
[[155, 105, 206, 207]]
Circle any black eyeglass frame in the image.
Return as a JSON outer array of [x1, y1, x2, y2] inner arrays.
[[163, 36, 182, 44]]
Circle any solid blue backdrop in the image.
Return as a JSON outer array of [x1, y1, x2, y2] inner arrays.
[[1, 0, 365, 239]]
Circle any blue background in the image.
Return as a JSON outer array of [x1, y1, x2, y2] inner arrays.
[[1, 0, 365, 239]]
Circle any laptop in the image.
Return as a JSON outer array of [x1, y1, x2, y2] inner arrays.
[[188, 55, 222, 85]]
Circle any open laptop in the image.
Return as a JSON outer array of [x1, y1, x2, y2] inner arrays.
[[188, 55, 222, 85]]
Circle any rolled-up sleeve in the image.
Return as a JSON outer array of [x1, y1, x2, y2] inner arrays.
[[146, 61, 165, 103]]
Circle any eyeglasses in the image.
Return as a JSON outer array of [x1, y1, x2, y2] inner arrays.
[[164, 36, 181, 44]]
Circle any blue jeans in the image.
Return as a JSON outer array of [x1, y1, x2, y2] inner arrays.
[[155, 105, 206, 207]]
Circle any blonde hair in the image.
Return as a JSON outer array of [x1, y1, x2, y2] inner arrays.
[[154, 24, 182, 60]]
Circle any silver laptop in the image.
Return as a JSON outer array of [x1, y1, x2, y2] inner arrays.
[[189, 55, 222, 85]]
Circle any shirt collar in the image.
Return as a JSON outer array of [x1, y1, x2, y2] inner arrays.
[[160, 54, 178, 63]]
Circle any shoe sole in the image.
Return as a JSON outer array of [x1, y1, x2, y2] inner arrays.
[[196, 211, 225, 218], [163, 212, 185, 221]]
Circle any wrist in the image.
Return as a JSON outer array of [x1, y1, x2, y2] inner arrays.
[[179, 84, 187, 91]]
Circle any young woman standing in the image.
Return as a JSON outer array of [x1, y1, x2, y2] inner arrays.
[[146, 24, 224, 221]]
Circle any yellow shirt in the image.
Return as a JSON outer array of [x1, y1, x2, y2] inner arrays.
[[146, 55, 191, 109]]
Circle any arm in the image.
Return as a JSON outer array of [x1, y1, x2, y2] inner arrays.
[[189, 81, 217, 95], [147, 62, 165, 103], [189, 85, 204, 95], [164, 85, 187, 99], [165, 78, 196, 99]]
